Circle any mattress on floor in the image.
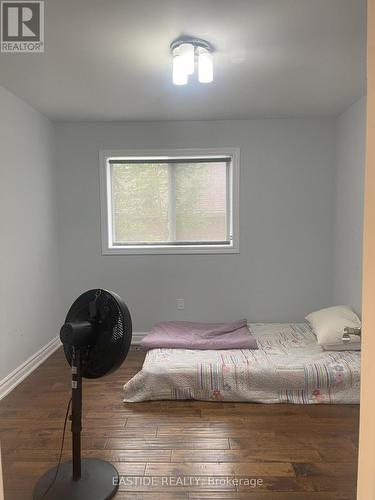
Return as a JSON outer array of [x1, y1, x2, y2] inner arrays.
[[123, 323, 360, 404]]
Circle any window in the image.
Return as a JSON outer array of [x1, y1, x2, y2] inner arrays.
[[100, 149, 239, 254]]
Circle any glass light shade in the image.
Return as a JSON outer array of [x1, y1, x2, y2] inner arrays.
[[198, 48, 213, 83], [172, 53, 188, 85], [179, 43, 195, 75]]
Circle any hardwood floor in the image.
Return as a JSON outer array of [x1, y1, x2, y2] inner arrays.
[[0, 347, 359, 499]]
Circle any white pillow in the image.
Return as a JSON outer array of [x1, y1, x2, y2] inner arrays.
[[305, 305, 361, 347]]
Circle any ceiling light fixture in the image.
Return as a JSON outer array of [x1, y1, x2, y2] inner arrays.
[[171, 38, 214, 85]]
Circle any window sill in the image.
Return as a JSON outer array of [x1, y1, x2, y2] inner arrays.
[[102, 244, 239, 255]]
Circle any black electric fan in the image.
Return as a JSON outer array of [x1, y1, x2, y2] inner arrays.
[[33, 289, 132, 500]]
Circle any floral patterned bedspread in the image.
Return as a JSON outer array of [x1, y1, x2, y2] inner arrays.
[[123, 323, 360, 404]]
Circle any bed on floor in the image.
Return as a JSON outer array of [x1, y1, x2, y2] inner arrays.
[[123, 323, 360, 404]]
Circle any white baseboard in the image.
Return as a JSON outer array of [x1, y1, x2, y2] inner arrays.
[[0, 336, 61, 401], [0, 332, 146, 400], [132, 332, 147, 345]]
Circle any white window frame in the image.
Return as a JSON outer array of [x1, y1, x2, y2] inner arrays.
[[99, 148, 240, 255]]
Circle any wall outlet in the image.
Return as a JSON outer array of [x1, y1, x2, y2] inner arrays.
[[176, 298, 185, 310]]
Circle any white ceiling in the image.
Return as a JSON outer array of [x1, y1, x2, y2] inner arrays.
[[0, 0, 366, 122]]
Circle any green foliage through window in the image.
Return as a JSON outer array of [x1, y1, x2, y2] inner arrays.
[[111, 161, 228, 244]]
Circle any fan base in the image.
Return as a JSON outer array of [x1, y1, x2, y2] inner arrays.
[[33, 458, 119, 500]]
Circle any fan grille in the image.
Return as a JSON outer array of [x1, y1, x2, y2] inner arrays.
[[62, 289, 132, 378]]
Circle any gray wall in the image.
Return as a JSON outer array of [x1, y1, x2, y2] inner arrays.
[[333, 97, 366, 313], [0, 86, 61, 380], [0, 85, 366, 379], [56, 118, 336, 331]]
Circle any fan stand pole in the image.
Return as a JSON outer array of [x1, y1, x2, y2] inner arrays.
[[71, 347, 82, 481], [33, 342, 120, 500]]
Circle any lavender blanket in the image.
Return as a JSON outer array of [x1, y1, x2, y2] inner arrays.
[[140, 319, 258, 350]]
